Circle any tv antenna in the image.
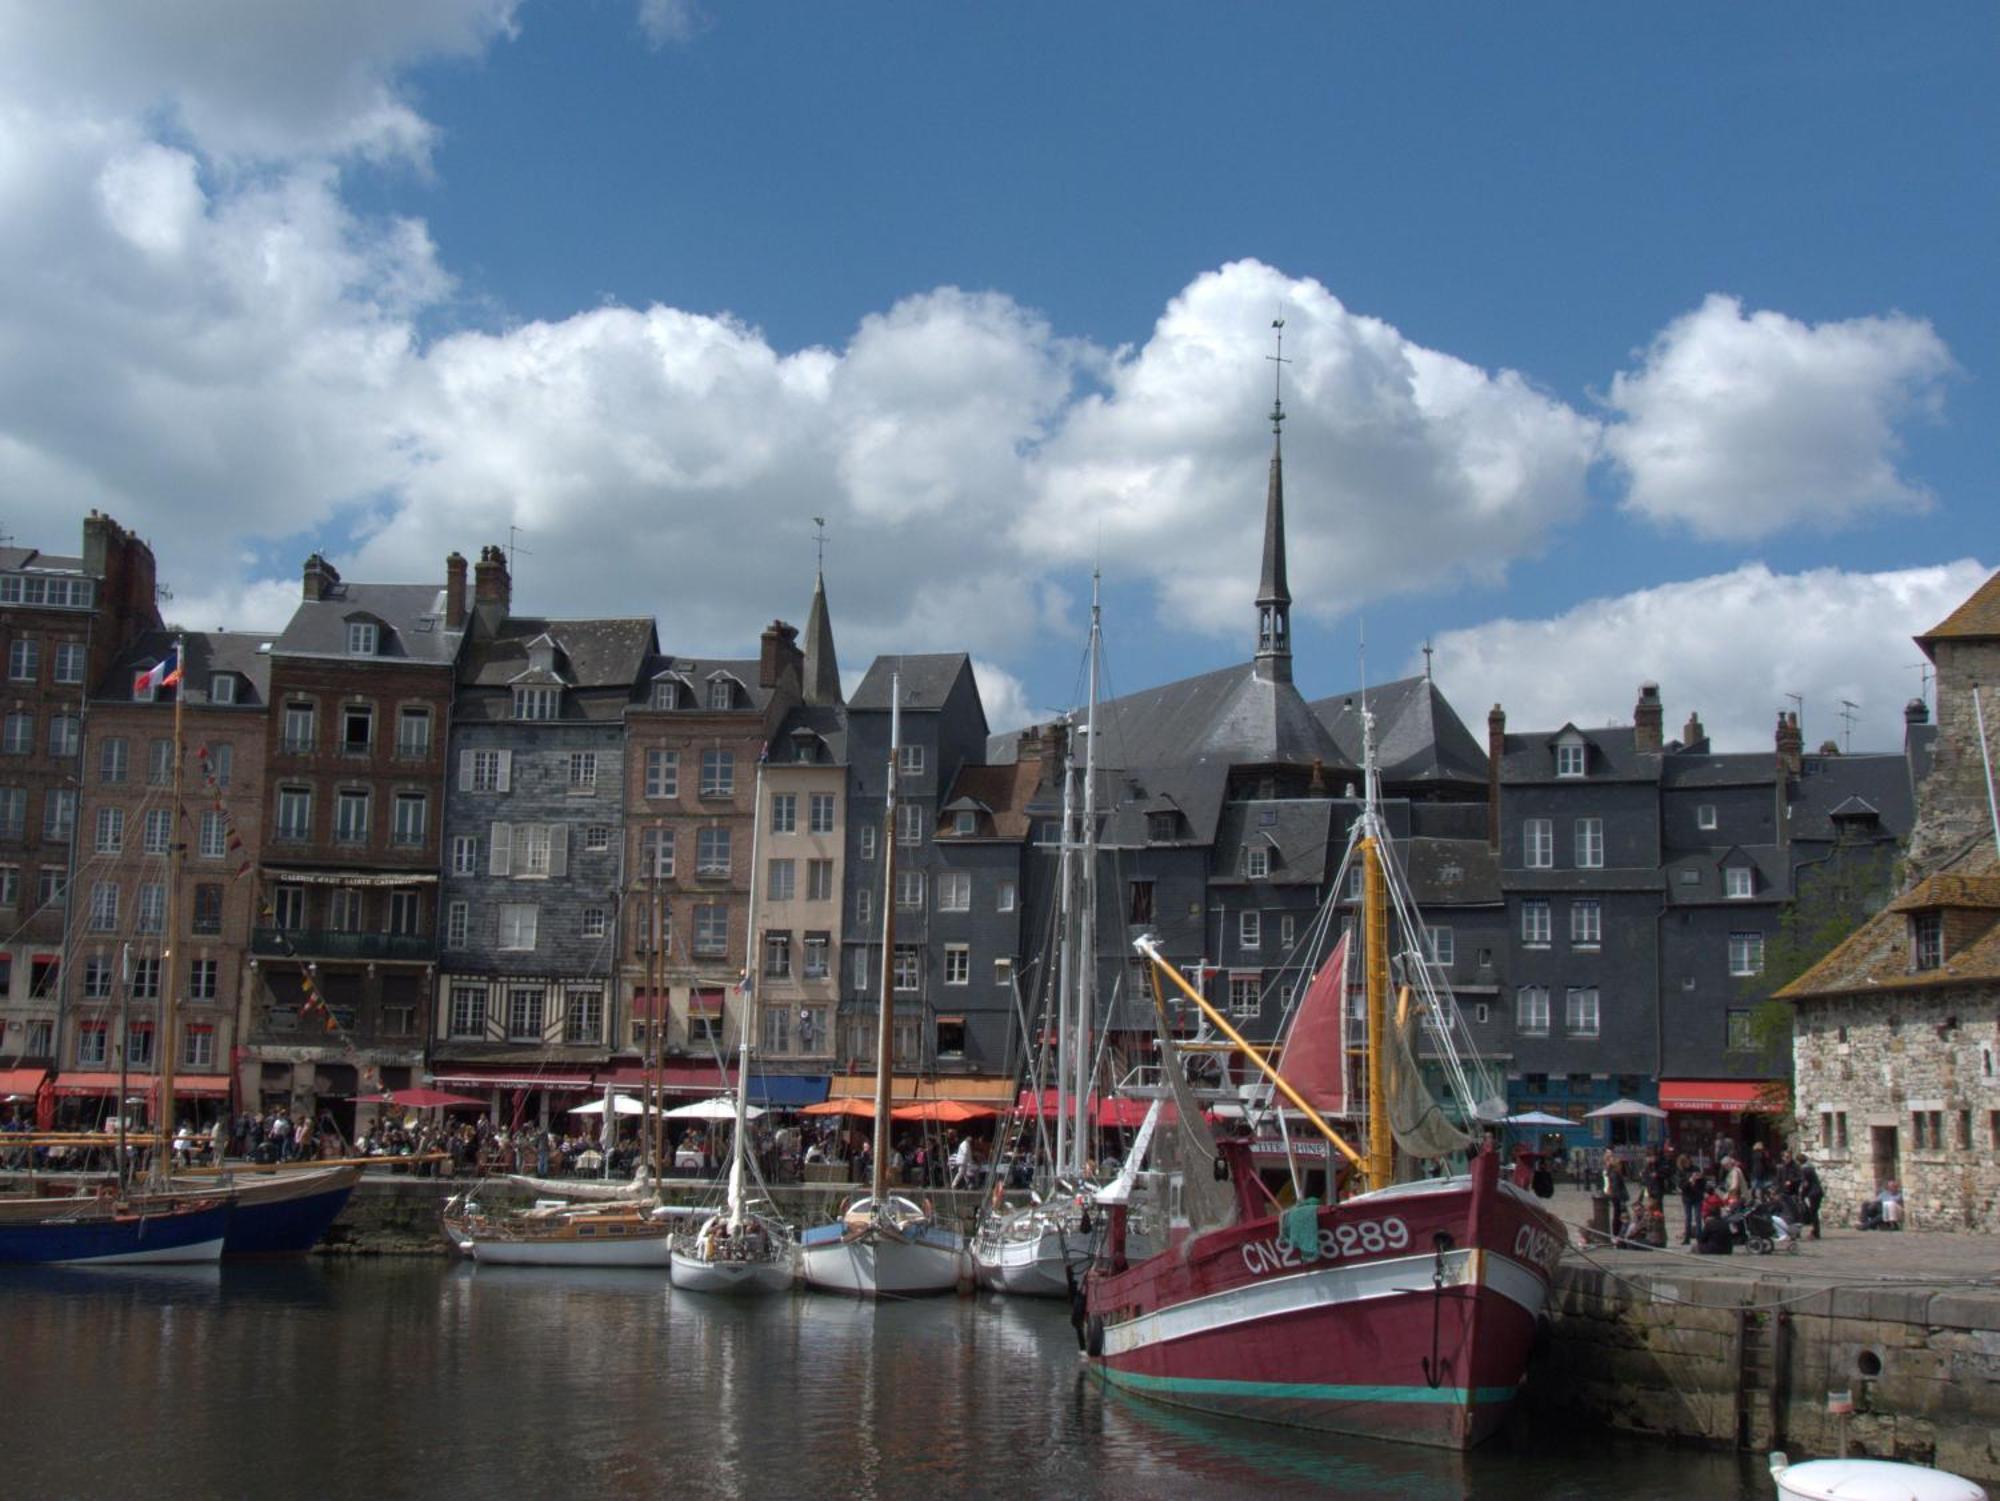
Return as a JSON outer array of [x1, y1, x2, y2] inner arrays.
[[1839, 700, 1860, 753], [1910, 660, 1934, 708], [506, 525, 532, 573], [1784, 692, 1803, 733]]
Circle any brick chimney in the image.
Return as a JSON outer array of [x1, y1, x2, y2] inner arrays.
[[444, 551, 468, 631], [758, 620, 802, 689], [472, 545, 510, 632], [1683, 711, 1706, 748], [1487, 704, 1506, 850], [1905, 696, 1930, 729], [1776, 710, 1804, 776], [1634, 682, 1664, 754], [302, 552, 341, 602]]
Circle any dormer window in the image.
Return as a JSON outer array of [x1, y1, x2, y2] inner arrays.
[[954, 810, 977, 836], [1913, 911, 1943, 971], [707, 678, 734, 711], [347, 622, 378, 656], [210, 674, 237, 705], [1243, 846, 1270, 879], [513, 686, 560, 721], [1147, 812, 1178, 843], [1555, 742, 1585, 778], [1725, 867, 1754, 899], [651, 680, 680, 710]]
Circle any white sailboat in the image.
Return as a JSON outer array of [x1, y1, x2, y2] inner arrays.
[[973, 575, 1105, 1297], [799, 671, 967, 1297], [671, 753, 795, 1294]]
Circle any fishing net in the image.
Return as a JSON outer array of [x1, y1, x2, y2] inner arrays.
[[1385, 986, 1472, 1161]]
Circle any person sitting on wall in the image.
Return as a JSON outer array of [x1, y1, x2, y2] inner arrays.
[[1625, 1193, 1668, 1249], [1695, 1204, 1734, 1255], [1859, 1180, 1904, 1230]]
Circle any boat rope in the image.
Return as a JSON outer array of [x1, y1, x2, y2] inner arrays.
[[1420, 1230, 1451, 1389]]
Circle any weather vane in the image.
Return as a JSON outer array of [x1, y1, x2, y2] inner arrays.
[[812, 516, 828, 573], [1267, 317, 1290, 434]]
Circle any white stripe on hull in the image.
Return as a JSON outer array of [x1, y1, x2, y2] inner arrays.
[[670, 1251, 793, 1295], [470, 1234, 671, 1267], [74, 1235, 227, 1266], [799, 1234, 964, 1297]]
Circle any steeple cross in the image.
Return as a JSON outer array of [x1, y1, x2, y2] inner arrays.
[[1267, 318, 1290, 434], [812, 516, 828, 572]]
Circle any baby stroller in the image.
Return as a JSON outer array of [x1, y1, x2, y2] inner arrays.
[[1727, 1190, 1802, 1255]]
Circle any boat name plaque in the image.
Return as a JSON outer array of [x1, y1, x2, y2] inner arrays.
[[1239, 1216, 1409, 1277]]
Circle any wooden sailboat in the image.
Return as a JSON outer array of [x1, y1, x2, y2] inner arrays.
[[671, 752, 794, 1294], [799, 671, 967, 1297], [1081, 702, 1571, 1450]]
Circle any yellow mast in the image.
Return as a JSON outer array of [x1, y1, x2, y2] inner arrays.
[[152, 634, 186, 1188], [1361, 835, 1393, 1192]]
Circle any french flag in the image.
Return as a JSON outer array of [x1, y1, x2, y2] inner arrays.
[[133, 645, 182, 696]]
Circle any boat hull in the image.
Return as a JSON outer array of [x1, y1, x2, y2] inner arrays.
[[973, 1218, 1080, 1298], [469, 1232, 671, 1267], [670, 1249, 794, 1295], [206, 1167, 360, 1256], [1085, 1155, 1567, 1450], [799, 1222, 966, 1297], [0, 1200, 230, 1266]]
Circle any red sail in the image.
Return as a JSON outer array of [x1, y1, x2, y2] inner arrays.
[[1276, 932, 1348, 1114]]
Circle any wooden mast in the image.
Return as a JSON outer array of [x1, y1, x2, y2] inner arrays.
[[1362, 834, 1393, 1192], [870, 673, 899, 1204], [728, 752, 766, 1231], [153, 634, 186, 1188]]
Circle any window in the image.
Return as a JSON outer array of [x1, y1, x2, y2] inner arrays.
[[1, 712, 30, 755], [1575, 818, 1603, 869], [450, 835, 480, 875], [199, 810, 225, 859], [1728, 931, 1765, 977], [1522, 900, 1551, 945], [764, 930, 793, 977], [693, 904, 729, 956], [96, 806, 125, 854], [180, 1024, 214, 1070], [1516, 986, 1550, 1036], [1912, 911, 1942, 971], [1725, 867, 1754, 899], [998, 880, 1017, 914], [1148, 812, 1177, 843], [519, 823, 557, 877], [1239, 910, 1261, 950], [646, 748, 678, 798], [341, 705, 373, 755], [282, 703, 315, 753], [803, 932, 830, 979], [211, 742, 233, 788], [347, 621, 378, 656], [273, 885, 305, 929], [499, 904, 538, 951], [771, 793, 797, 833], [575, 906, 606, 941], [585, 824, 610, 852], [144, 808, 171, 855], [465, 749, 511, 793], [762, 1006, 791, 1054], [859, 826, 877, 860], [1722, 1010, 1752, 1051], [953, 809, 977, 836], [328, 888, 362, 932], [945, 944, 969, 985], [1229, 973, 1260, 1019], [0, 864, 13, 908], [768, 858, 796, 902], [334, 789, 370, 844], [393, 793, 426, 846], [276, 787, 311, 841], [1571, 899, 1601, 946], [896, 802, 924, 847], [937, 871, 971, 912], [852, 946, 870, 994], [83, 954, 112, 999], [995, 957, 1014, 988], [807, 859, 834, 902], [192, 884, 223, 935], [77, 1023, 108, 1066], [898, 744, 924, 776], [809, 793, 835, 834], [696, 827, 731, 878], [445, 901, 468, 949], [7, 638, 36, 680], [896, 869, 924, 910], [513, 686, 560, 720], [1565, 988, 1600, 1037], [89, 880, 119, 931], [188, 961, 218, 1004], [893, 946, 921, 992], [642, 826, 675, 879], [449, 985, 486, 1038], [43, 787, 75, 839], [130, 958, 159, 999], [48, 714, 79, 758], [53, 642, 84, 684], [1524, 818, 1553, 869], [1556, 743, 1585, 777], [1243, 846, 1270, 879], [396, 707, 431, 758], [565, 990, 603, 1045], [699, 749, 734, 797], [856, 886, 872, 928], [99, 737, 129, 783], [707, 677, 734, 710], [1697, 803, 1718, 831], [506, 986, 546, 1041], [1425, 926, 1455, 967]]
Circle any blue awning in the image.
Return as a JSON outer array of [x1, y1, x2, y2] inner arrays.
[[746, 1074, 829, 1108]]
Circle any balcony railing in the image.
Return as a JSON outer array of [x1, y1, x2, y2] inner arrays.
[[252, 927, 435, 963]]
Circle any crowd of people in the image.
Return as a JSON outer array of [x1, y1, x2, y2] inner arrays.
[[1596, 1138, 1827, 1255]]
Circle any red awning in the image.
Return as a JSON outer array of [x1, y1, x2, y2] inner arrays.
[[688, 989, 725, 1015], [431, 1071, 597, 1092], [0, 1067, 50, 1095], [172, 1075, 232, 1097], [52, 1072, 145, 1097], [1658, 1079, 1779, 1113], [597, 1061, 735, 1094]]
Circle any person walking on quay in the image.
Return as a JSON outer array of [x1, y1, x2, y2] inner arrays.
[[1798, 1155, 1824, 1239], [1676, 1155, 1707, 1244], [1719, 1154, 1749, 1202], [1601, 1156, 1631, 1239], [1750, 1141, 1772, 1194]]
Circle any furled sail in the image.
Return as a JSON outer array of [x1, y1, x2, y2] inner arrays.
[[1151, 1010, 1238, 1235], [1275, 931, 1349, 1115], [1384, 986, 1473, 1161]]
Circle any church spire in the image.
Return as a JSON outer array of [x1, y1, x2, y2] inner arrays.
[[803, 519, 843, 706], [1255, 319, 1293, 684]]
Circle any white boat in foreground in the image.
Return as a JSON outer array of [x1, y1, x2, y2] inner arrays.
[[798, 1195, 966, 1297], [446, 1199, 672, 1267], [1770, 1452, 1987, 1501]]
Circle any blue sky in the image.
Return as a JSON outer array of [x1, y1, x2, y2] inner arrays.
[[1, 3, 1993, 748]]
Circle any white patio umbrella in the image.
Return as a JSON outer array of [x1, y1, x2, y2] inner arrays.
[[1583, 1099, 1668, 1121], [568, 1094, 652, 1117], [664, 1095, 765, 1122], [1504, 1110, 1574, 1127]]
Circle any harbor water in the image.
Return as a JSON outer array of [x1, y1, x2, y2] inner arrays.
[[6, 1260, 1765, 1500]]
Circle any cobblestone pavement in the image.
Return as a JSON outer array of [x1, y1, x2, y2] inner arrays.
[[1540, 1182, 2000, 1285]]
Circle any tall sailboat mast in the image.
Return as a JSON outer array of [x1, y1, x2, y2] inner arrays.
[[1071, 570, 1101, 1178], [1360, 706, 1394, 1192], [870, 673, 900, 1203], [1052, 711, 1076, 1179], [729, 753, 767, 1231], [152, 632, 186, 1188]]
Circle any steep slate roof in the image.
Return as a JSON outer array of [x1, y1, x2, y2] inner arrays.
[[457, 617, 655, 723], [1401, 836, 1503, 907], [0, 546, 86, 573], [1789, 752, 1917, 844], [1311, 675, 1487, 789], [1780, 860, 2000, 1000], [97, 629, 275, 705], [938, 759, 1041, 841], [273, 581, 461, 665], [802, 572, 842, 707], [1917, 569, 2000, 650], [851, 653, 972, 713], [1099, 763, 1232, 847], [1660, 845, 1790, 906], [638, 654, 780, 712], [1211, 800, 1335, 887], [1661, 752, 1774, 790], [769, 702, 849, 765], [1087, 660, 1346, 774], [1498, 724, 1661, 785]]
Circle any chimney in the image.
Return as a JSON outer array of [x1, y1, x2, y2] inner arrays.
[[472, 545, 510, 632], [302, 552, 341, 602], [1776, 710, 1804, 776], [1634, 682, 1664, 754], [1905, 697, 1930, 728], [1486, 704, 1505, 851], [1683, 711, 1706, 748], [445, 551, 468, 631], [759, 620, 802, 689]]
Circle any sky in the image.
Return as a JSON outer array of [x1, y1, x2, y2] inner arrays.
[[0, 3, 1993, 753]]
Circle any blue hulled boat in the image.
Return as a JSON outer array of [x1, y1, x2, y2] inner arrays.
[[208, 1165, 362, 1256], [0, 1197, 229, 1265]]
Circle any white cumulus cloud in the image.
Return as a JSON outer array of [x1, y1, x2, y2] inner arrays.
[[1604, 294, 1954, 541]]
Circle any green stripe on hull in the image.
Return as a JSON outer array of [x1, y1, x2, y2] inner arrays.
[[1099, 1366, 1518, 1407]]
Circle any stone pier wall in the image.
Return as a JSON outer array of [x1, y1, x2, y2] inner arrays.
[[1528, 1260, 2000, 1483]]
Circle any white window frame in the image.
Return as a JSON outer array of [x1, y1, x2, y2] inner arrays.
[[1571, 899, 1601, 946], [1239, 910, 1261, 950], [646, 748, 679, 798], [771, 793, 797, 834], [347, 621, 378, 656], [1725, 866, 1754, 899], [898, 743, 924, 776], [1243, 846, 1270, 879], [768, 858, 796, 902], [1555, 743, 1585, 778], [1575, 817, 1604, 869], [809, 792, 835, 834], [393, 792, 426, 847], [944, 944, 970, 986], [513, 686, 560, 721], [1425, 926, 1454, 967], [699, 749, 734, 798], [499, 904, 539, 951], [1697, 803, 1718, 832], [451, 834, 479, 875], [1524, 818, 1553, 869], [937, 871, 971, 912], [1566, 987, 1601, 1038], [806, 858, 834, 903], [445, 901, 469, 949], [1522, 899, 1552, 946], [1728, 931, 1765, 977], [1516, 986, 1550, 1036]]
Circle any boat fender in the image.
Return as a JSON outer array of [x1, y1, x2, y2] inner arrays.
[[1085, 1314, 1104, 1359]]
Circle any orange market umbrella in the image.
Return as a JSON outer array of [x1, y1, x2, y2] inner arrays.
[[890, 1100, 997, 1124], [799, 1099, 879, 1119]]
